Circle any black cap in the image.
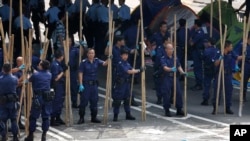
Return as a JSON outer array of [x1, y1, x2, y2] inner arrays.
[[194, 19, 202, 27], [120, 48, 129, 55]]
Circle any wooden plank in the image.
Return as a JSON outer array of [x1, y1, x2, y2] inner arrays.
[[184, 21, 188, 116]]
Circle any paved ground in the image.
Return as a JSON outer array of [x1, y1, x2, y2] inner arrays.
[[6, 0, 250, 141]]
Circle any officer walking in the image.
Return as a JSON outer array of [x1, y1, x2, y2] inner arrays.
[[189, 19, 205, 91], [160, 42, 187, 117], [201, 38, 220, 106], [50, 50, 67, 126], [0, 63, 19, 141], [112, 49, 145, 121], [212, 40, 242, 114], [152, 21, 170, 47], [25, 60, 53, 141], [78, 48, 108, 124]]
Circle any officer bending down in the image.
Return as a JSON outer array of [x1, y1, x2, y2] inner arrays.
[[0, 63, 19, 141], [25, 60, 53, 141], [112, 49, 145, 121]]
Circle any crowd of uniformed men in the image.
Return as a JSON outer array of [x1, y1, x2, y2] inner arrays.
[[0, 0, 249, 141]]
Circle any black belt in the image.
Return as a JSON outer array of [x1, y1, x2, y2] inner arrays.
[[84, 80, 98, 85], [34, 90, 50, 96], [0, 94, 18, 104]]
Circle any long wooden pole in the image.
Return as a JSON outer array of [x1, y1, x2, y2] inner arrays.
[[8, 0, 13, 36], [184, 21, 188, 116], [173, 15, 177, 107], [210, 0, 213, 38], [221, 25, 227, 115], [103, 0, 113, 124], [130, 20, 140, 105], [0, 19, 8, 63], [140, 0, 146, 121]]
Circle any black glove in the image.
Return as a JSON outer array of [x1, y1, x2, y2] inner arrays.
[[139, 66, 146, 72]]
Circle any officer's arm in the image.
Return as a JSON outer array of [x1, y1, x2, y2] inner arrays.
[[237, 55, 243, 61], [178, 66, 185, 74], [163, 66, 172, 72], [55, 72, 64, 81], [127, 69, 140, 74], [78, 72, 83, 85]]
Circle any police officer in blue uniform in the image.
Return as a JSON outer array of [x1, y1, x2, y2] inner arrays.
[[110, 0, 119, 21], [78, 48, 108, 124], [0, 0, 14, 36], [152, 21, 170, 47], [25, 60, 53, 141], [118, 0, 130, 32], [212, 40, 242, 115], [160, 42, 187, 117], [0, 63, 19, 141], [201, 38, 220, 106], [50, 50, 67, 126], [189, 19, 205, 91], [68, 37, 79, 108], [112, 49, 145, 121]]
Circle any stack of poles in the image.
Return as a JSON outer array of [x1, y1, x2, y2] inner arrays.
[[103, 0, 113, 124], [239, 15, 250, 117], [173, 15, 177, 108], [129, 20, 140, 105], [184, 22, 188, 116], [215, 0, 227, 115], [64, 12, 73, 126], [140, 0, 146, 121]]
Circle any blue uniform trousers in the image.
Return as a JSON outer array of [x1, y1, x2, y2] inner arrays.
[[70, 70, 78, 105], [52, 82, 65, 117], [213, 73, 233, 108], [192, 49, 203, 85], [202, 75, 214, 101], [161, 76, 183, 110], [0, 102, 18, 136], [79, 84, 98, 112], [29, 95, 52, 133], [112, 82, 131, 114]]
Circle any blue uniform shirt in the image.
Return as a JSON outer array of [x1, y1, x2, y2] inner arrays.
[[69, 46, 79, 70], [123, 24, 137, 49], [190, 28, 205, 49], [112, 46, 131, 68], [58, 0, 66, 8], [28, 0, 44, 9], [29, 70, 52, 91], [203, 46, 220, 64], [13, 68, 22, 80], [0, 4, 14, 21], [177, 27, 189, 48], [160, 55, 180, 69], [44, 6, 60, 24], [14, 15, 32, 30], [154, 45, 166, 68], [0, 74, 18, 95], [66, 2, 76, 17], [79, 58, 104, 81], [50, 60, 64, 81], [32, 55, 41, 70], [118, 4, 130, 21], [86, 3, 100, 22], [74, 0, 90, 13], [153, 32, 170, 47], [116, 60, 132, 79], [222, 51, 238, 72], [97, 4, 109, 23], [111, 4, 119, 20]]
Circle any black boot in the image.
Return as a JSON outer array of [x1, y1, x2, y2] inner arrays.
[[243, 93, 247, 102], [165, 109, 172, 117], [176, 109, 185, 116], [50, 117, 60, 126], [113, 114, 118, 122], [24, 132, 34, 141], [212, 105, 216, 115], [41, 132, 46, 141], [156, 97, 162, 105], [19, 120, 25, 129], [91, 110, 101, 123], [77, 108, 85, 124], [200, 99, 209, 106], [226, 107, 234, 114], [56, 115, 65, 125], [126, 112, 136, 120], [13, 134, 19, 141]]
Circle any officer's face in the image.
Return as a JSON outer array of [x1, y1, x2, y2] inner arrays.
[[160, 24, 167, 33], [118, 40, 125, 46], [87, 49, 95, 59], [121, 53, 128, 61], [165, 44, 174, 55]]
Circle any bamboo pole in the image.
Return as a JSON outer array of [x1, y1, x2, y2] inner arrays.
[[210, 0, 213, 38], [184, 21, 188, 116], [130, 20, 141, 105], [103, 0, 113, 124], [0, 19, 8, 63], [239, 15, 250, 117], [8, 0, 12, 36], [173, 15, 177, 107], [221, 25, 227, 115], [140, 0, 146, 121], [10, 35, 14, 66]]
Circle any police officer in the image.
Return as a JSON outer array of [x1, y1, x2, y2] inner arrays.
[[152, 21, 170, 47], [28, 0, 45, 43], [78, 48, 108, 124], [239, 32, 250, 102], [50, 50, 67, 126], [68, 37, 79, 108], [212, 40, 242, 115], [85, 0, 100, 48], [110, 0, 119, 21], [160, 42, 187, 117], [54, 11, 66, 50], [112, 49, 145, 121], [25, 60, 53, 141], [201, 38, 220, 106], [118, 0, 130, 32], [44, 0, 61, 39], [0, 63, 19, 141], [0, 0, 14, 36], [189, 19, 205, 91]]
